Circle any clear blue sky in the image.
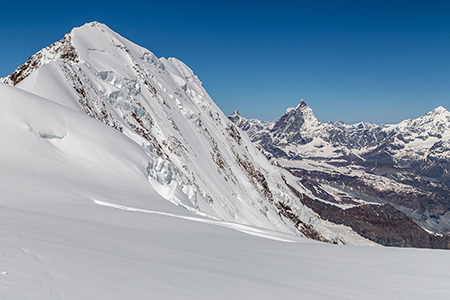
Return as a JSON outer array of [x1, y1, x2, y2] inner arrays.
[[1, 0, 449, 124]]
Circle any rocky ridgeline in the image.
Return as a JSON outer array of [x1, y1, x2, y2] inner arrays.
[[4, 22, 384, 247], [230, 101, 450, 248], [4, 21, 450, 249]]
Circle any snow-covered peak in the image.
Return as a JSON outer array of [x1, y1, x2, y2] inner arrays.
[[395, 105, 450, 138], [230, 110, 241, 118], [425, 105, 450, 120], [284, 99, 309, 114], [297, 99, 308, 108], [70, 22, 164, 75], [291, 100, 319, 124], [3, 21, 378, 246], [271, 99, 322, 140], [3, 23, 450, 298]]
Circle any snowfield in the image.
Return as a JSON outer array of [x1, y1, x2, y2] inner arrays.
[[2, 200, 449, 300], [1, 22, 450, 299], [1, 59, 449, 300]]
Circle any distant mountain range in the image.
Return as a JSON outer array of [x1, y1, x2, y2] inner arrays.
[[230, 100, 450, 248]]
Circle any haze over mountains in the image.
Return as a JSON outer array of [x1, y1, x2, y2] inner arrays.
[[1, 22, 449, 299]]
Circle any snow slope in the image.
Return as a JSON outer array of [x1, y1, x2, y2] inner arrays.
[[1, 84, 450, 299], [1, 21, 376, 245], [1, 22, 450, 298]]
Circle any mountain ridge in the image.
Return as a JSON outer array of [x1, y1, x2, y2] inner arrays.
[[230, 99, 450, 244], [231, 99, 450, 159], [4, 21, 450, 248], [2, 21, 377, 246]]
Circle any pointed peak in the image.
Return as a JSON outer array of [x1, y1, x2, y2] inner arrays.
[[230, 110, 241, 117], [297, 99, 307, 109], [284, 99, 309, 115], [421, 105, 450, 120], [229, 110, 246, 123], [72, 21, 113, 35], [77, 21, 106, 29], [430, 106, 449, 115]]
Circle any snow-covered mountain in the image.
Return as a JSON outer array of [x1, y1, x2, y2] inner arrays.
[[230, 100, 450, 164], [1, 22, 384, 245], [231, 100, 450, 246], [2, 21, 450, 299]]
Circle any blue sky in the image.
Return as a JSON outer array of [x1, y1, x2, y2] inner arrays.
[[1, 0, 449, 124]]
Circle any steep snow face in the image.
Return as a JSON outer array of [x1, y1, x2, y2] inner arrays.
[[1, 21, 374, 245], [0, 83, 175, 217], [1, 84, 449, 300]]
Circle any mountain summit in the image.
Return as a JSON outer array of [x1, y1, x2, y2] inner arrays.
[[4, 21, 448, 249], [271, 99, 321, 144], [2, 21, 373, 245], [231, 101, 450, 246]]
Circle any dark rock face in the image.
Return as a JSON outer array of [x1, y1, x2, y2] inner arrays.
[[301, 191, 449, 248], [288, 168, 450, 214], [231, 101, 450, 248], [285, 180, 450, 249], [271, 102, 306, 137], [275, 201, 335, 244]]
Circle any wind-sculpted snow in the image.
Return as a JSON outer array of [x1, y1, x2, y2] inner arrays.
[[93, 199, 299, 242], [39, 132, 66, 139]]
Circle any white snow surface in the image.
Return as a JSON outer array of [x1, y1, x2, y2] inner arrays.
[[2, 21, 375, 245], [1, 22, 450, 299], [1, 84, 449, 299]]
